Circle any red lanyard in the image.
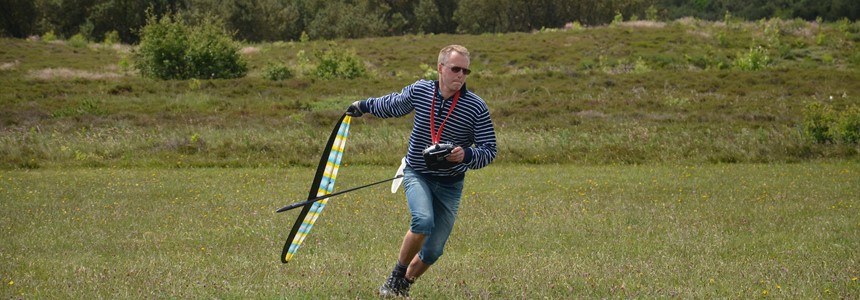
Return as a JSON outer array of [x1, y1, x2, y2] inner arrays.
[[429, 86, 460, 144]]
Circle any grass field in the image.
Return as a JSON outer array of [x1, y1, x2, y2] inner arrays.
[[1, 163, 858, 298]]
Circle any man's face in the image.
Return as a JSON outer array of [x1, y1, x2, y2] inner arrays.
[[438, 52, 470, 94]]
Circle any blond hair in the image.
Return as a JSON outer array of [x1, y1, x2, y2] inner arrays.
[[438, 45, 470, 65]]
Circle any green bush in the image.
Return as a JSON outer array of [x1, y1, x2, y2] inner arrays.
[[262, 62, 294, 81], [646, 5, 658, 21], [313, 44, 367, 79], [733, 46, 772, 71], [611, 11, 624, 26], [134, 12, 246, 80], [134, 13, 189, 80], [832, 105, 860, 144], [294, 50, 314, 76], [103, 30, 120, 46], [420, 63, 438, 80], [802, 102, 836, 143], [68, 33, 88, 48], [42, 30, 57, 42], [184, 18, 247, 79], [632, 57, 651, 74]]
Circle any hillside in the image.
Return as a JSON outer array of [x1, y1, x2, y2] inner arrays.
[[1, 18, 859, 168]]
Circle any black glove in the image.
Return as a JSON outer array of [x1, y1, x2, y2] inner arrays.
[[346, 101, 364, 117]]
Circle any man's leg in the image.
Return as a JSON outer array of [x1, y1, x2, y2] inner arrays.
[[400, 231, 431, 282], [406, 253, 431, 281], [380, 167, 432, 297], [399, 230, 425, 266], [409, 178, 463, 280]]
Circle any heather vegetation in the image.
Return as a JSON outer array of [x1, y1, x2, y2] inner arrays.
[[1, 17, 859, 168]]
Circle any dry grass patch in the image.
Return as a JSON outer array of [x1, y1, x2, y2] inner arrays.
[[108, 44, 134, 53], [240, 46, 261, 55], [576, 110, 608, 119], [675, 16, 712, 28], [619, 20, 667, 28], [686, 29, 713, 39], [27, 68, 123, 80], [1, 60, 20, 70]]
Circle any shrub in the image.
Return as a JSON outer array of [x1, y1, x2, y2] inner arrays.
[[184, 18, 247, 79], [632, 57, 651, 73], [802, 102, 835, 143], [262, 62, 294, 81], [717, 30, 728, 47], [832, 105, 860, 144], [611, 11, 624, 26], [420, 63, 438, 80], [134, 12, 247, 80], [837, 18, 852, 37], [646, 5, 658, 21], [134, 13, 189, 79], [567, 21, 585, 31], [118, 54, 131, 73], [313, 44, 367, 79], [732, 46, 772, 71], [42, 30, 57, 42], [294, 50, 314, 76], [103, 30, 120, 45], [68, 33, 88, 48], [299, 31, 310, 43], [816, 31, 826, 46]]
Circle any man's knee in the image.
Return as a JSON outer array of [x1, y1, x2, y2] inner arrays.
[[419, 247, 443, 265], [410, 214, 434, 235]]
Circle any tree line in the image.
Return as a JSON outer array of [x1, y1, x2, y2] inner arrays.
[[2, 0, 858, 43]]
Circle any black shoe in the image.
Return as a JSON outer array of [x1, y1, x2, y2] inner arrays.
[[379, 275, 412, 298]]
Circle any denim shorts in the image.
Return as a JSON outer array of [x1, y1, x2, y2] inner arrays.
[[402, 166, 464, 265]]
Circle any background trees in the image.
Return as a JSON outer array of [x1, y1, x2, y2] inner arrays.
[[2, 0, 858, 43]]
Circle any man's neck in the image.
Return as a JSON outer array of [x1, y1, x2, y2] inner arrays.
[[440, 83, 460, 99]]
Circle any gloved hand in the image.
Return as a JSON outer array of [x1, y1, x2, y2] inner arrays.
[[346, 101, 363, 117]]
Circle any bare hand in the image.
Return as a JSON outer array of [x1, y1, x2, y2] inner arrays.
[[446, 146, 464, 163]]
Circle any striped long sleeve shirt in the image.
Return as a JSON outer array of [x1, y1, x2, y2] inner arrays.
[[359, 80, 497, 182]]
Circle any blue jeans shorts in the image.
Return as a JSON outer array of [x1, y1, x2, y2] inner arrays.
[[403, 166, 464, 265]]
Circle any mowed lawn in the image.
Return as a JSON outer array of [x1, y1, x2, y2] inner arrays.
[[1, 163, 858, 298]]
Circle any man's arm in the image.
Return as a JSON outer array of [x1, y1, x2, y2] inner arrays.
[[461, 108, 497, 169], [351, 81, 424, 119]]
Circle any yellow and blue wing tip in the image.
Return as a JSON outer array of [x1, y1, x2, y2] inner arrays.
[[282, 114, 351, 264]]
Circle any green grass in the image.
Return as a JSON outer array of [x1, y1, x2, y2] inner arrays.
[[1, 164, 858, 298]]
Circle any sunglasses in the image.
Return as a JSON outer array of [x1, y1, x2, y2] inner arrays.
[[443, 64, 471, 75]]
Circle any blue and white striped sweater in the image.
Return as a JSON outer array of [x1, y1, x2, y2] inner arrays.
[[360, 80, 497, 181]]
